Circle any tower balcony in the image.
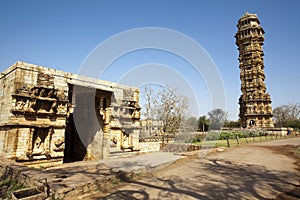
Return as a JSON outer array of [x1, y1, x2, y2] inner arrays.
[[236, 34, 264, 44], [243, 46, 262, 52], [240, 69, 266, 78], [239, 95, 271, 103], [240, 50, 264, 57]]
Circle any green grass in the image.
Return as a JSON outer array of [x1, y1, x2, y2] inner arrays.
[[193, 135, 292, 148], [0, 178, 27, 193]]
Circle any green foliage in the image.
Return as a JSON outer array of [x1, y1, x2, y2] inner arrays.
[[234, 131, 244, 139], [0, 178, 27, 197], [282, 120, 300, 129], [188, 128, 297, 148], [197, 115, 210, 132], [207, 109, 228, 130], [192, 136, 202, 143], [205, 131, 220, 141], [258, 131, 268, 137], [223, 120, 240, 128], [220, 132, 233, 140], [184, 133, 204, 143]]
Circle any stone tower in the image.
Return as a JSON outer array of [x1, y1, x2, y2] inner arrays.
[[235, 13, 274, 128]]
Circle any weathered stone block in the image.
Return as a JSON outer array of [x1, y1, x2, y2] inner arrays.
[[0, 62, 141, 165]]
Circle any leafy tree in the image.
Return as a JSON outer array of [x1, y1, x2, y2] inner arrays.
[[220, 132, 233, 147], [282, 120, 300, 129], [197, 115, 210, 132], [223, 120, 240, 128], [207, 108, 228, 130]]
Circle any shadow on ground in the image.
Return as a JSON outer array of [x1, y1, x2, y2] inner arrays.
[[96, 156, 298, 200]]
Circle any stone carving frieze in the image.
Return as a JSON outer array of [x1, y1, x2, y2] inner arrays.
[[53, 137, 65, 151], [37, 72, 55, 88], [120, 100, 141, 120], [12, 85, 68, 116], [15, 86, 32, 96], [26, 127, 63, 159]]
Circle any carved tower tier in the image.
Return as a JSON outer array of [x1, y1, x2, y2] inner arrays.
[[235, 13, 274, 128]]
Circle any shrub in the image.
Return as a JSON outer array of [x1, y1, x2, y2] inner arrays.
[[220, 132, 234, 140], [205, 131, 220, 141]]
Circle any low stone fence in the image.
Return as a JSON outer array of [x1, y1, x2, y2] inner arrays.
[[139, 135, 174, 152], [265, 127, 296, 136], [139, 142, 161, 153], [139, 135, 173, 143], [161, 143, 202, 153]]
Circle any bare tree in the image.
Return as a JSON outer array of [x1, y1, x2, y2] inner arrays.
[[207, 108, 228, 130], [158, 87, 189, 134], [273, 103, 300, 127], [141, 86, 189, 134], [141, 86, 155, 120], [183, 116, 198, 132]]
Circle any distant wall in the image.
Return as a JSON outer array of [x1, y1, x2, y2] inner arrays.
[[139, 142, 161, 152]]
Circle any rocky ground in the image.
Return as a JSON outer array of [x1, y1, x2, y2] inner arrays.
[[1, 137, 299, 199], [92, 137, 300, 200]]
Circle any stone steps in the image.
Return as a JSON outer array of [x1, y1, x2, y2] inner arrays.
[[109, 150, 140, 159]]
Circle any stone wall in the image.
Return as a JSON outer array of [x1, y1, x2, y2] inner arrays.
[[139, 142, 161, 153], [266, 127, 294, 136], [0, 67, 16, 124], [0, 62, 141, 165], [162, 143, 202, 153]]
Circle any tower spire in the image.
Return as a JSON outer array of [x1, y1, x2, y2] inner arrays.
[[235, 13, 274, 128]]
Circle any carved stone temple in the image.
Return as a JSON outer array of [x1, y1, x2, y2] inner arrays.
[[235, 13, 274, 128], [0, 62, 141, 166]]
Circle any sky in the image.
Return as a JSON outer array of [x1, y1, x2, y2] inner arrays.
[[0, 0, 299, 120]]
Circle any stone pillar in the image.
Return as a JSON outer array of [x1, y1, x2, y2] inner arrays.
[[26, 128, 34, 158], [102, 107, 111, 159], [85, 148, 92, 160], [44, 127, 54, 157]]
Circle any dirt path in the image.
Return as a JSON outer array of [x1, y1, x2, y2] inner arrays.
[[93, 137, 300, 200]]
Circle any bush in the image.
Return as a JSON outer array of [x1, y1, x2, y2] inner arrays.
[[192, 137, 202, 143], [220, 132, 234, 140], [234, 131, 244, 139], [181, 133, 204, 143], [205, 131, 221, 141]]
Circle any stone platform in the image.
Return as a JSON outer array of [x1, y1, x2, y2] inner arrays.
[[0, 152, 184, 199]]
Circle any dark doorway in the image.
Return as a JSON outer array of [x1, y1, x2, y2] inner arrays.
[[63, 85, 108, 163], [63, 114, 86, 163]]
